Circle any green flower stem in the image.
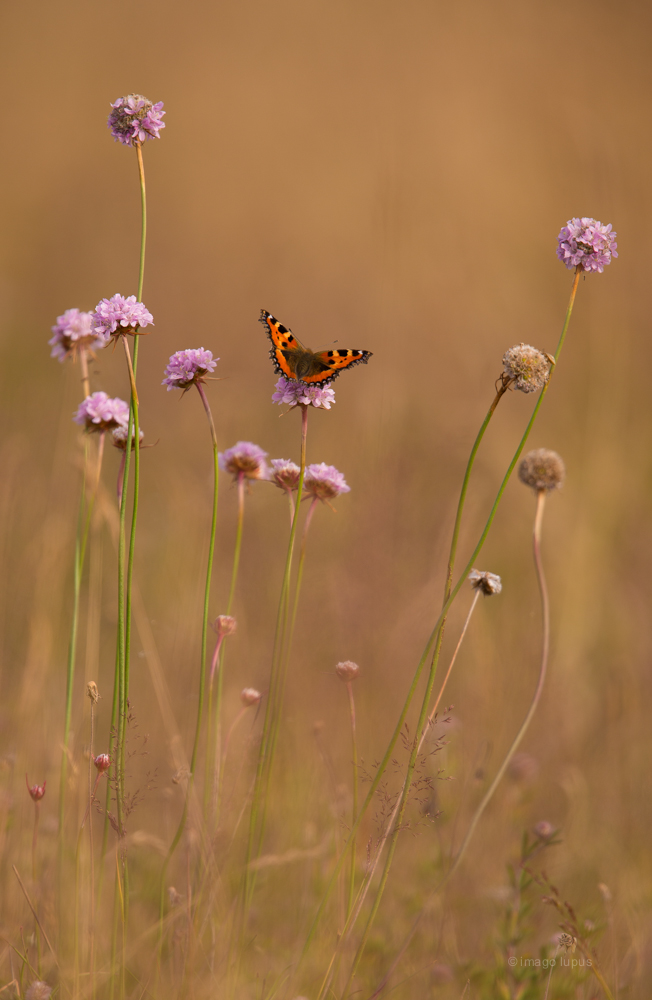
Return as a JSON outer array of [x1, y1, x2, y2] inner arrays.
[[159, 380, 219, 916], [338, 269, 582, 995], [241, 404, 309, 921], [301, 268, 581, 975]]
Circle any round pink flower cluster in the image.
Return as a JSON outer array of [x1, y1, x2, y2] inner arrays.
[[91, 295, 154, 342], [556, 218, 617, 273], [304, 463, 350, 502], [219, 441, 268, 481], [108, 95, 165, 146], [49, 308, 106, 362], [74, 392, 129, 433], [272, 377, 336, 409], [162, 348, 218, 390]]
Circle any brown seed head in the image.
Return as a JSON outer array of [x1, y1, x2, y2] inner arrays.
[[87, 681, 99, 703], [518, 448, 565, 492], [468, 569, 502, 596], [502, 343, 550, 393], [335, 660, 360, 682], [240, 687, 262, 707]]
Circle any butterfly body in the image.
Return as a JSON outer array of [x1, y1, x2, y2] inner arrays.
[[260, 310, 372, 386]]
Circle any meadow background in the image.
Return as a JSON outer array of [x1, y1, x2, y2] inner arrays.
[[1, 0, 651, 996]]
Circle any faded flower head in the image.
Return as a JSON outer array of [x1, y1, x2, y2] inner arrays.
[[26, 775, 46, 802], [335, 660, 360, 682], [87, 681, 99, 704], [303, 463, 350, 502], [49, 308, 106, 362], [268, 458, 301, 492], [211, 615, 237, 637], [502, 344, 550, 394], [74, 392, 129, 433], [507, 752, 539, 784], [534, 820, 555, 840], [91, 294, 154, 342], [94, 754, 111, 773], [519, 449, 565, 492], [469, 569, 502, 596], [556, 218, 617, 273], [272, 376, 336, 410], [163, 348, 218, 391], [108, 94, 165, 146], [240, 687, 262, 707], [25, 982, 52, 1000], [112, 424, 144, 450], [219, 441, 268, 480]]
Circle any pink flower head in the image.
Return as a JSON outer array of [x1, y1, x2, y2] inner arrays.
[[219, 441, 268, 481], [94, 754, 111, 773], [272, 376, 336, 410], [303, 463, 351, 502], [74, 392, 130, 433], [111, 424, 144, 450], [108, 94, 165, 146], [268, 458, 301, 492], [49, 308, 106, 362], [91, 295, 153, 342], [162, 348, 218, 391], [240, 687, 262, 707], [556, 218, 618, 273], [26, 774, 46, 802]]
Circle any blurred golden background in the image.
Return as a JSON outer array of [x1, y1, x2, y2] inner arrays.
[[1, 0, 652, 995]]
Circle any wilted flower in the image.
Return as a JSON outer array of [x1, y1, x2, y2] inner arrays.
[[49, 308, 106, 362], [556, 218, 617, 273], [272, 377, 336, 409], [91, 294, 154, 342], [26, 775, 46, 802], [211, 615, 237, 637], [534, 820, 555, 840], [335, 661, 360, 682], [240, 687, 262, 707], [74, 392, 129, 433], [87, 681, 99, 703], [303, 463, 350, 502], [507, 752, 539, 784], [162, 348, 218, 391], [502, 344, 550, 394], [108, 94, 165, 146], [94, 754, 111, 773], [268, 458, 301, 492], [111, 424, 144, 450], [25, 982, 52, 1000], [219, 441, 268, 480], [519, 449, 565, 492], [468, 569, 502, 596]]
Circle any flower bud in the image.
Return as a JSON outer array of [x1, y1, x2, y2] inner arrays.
[[94, 754, 111, 773], [335, 661, 360, 682], [212, 615, 237, 637], [534, 820, 555, 840], [240, 687, 262, 707], [87, 681, 99, 703], [26, 775, 46, 802]]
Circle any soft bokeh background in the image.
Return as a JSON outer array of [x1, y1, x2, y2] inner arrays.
[[1, 0, 651, 995]]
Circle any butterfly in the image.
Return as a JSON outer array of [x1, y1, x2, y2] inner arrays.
[[260, 310, 372, 386]]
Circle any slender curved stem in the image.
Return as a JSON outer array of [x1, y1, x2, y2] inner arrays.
[[300, 268, 581, 974]]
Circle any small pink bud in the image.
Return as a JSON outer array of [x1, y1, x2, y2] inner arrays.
[[211, 615, 237, 637], [26, 774, 46, 802], [240, 687, 262, 707], [534, 820, 555, 840], [94, 754, 111, 773], [335, 660, 360, 682]]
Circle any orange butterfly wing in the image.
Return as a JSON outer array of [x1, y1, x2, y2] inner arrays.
[[260, 310, 372, 386]]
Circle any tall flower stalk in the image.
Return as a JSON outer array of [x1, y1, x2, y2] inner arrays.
[[298, 266, 583, 978]]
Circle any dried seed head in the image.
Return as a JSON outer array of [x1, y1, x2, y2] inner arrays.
[[240, 687, 262, 707], [211, 615, 237, 637], [25, 982, 52, 1000], [468, 570, 502, 596], [559, 933, 576, 953], [519, 448, 565, 492], [335, 660, 360, 682], [598, 882, 612, 903], [94, 754, 111, 773], [26, 775, 46, 802], [534, 820, 555, 840], [168, 886, 183, 906], [87, 681, 99, 703], [502, 344, 550, 393]]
